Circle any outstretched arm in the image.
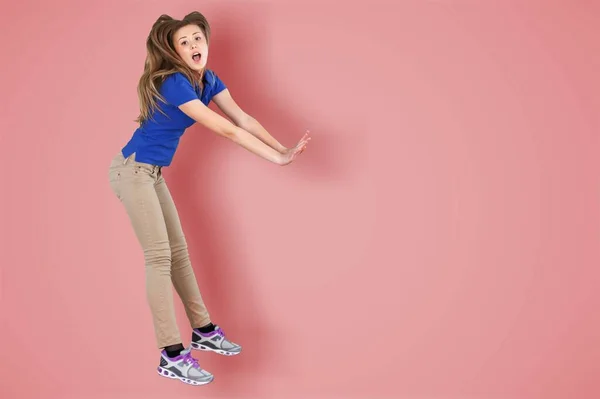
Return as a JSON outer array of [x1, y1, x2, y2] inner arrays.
[[178, 99, 308, 165], [212, 89, 288, 153], [179, 99, 283, 163]]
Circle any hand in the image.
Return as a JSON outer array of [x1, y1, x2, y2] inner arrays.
[[279, 131, 311, 166]]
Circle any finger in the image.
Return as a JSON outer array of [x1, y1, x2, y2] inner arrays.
[[298, 137, 311, 147]]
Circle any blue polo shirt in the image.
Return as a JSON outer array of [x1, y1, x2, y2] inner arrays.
[[121, 70, 227, 166]]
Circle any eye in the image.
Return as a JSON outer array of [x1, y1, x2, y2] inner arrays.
[[195, 36, 202, 41], [180, 40, 188, 46]]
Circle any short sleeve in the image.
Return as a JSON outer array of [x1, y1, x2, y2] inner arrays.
[[212, 72, 227, 96], [203, 70, 227, 103], [159, 73, 199, 106]]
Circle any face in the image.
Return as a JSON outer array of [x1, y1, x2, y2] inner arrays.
[[173, 24, 209, 71]]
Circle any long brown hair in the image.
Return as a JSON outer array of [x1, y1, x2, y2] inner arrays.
[[135, 12, 211, 124]]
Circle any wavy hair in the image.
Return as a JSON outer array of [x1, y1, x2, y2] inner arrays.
[[135, 12, 211, 124]]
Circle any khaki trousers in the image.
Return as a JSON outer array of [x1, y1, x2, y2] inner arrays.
[[108, 152, 211, 348]]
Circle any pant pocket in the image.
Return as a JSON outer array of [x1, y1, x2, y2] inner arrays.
[[108, 168, 123, 200]]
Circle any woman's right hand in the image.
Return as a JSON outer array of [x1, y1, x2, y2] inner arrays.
[[278, 131, 311, 166]]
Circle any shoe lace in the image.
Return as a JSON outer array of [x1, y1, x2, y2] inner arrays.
[[181, 352, 200, 369]]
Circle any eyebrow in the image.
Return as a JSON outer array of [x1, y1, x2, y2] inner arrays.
[[178, 32, 202, 41]]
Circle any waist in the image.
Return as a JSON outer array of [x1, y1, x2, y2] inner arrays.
[[111, 151, 163, 173]]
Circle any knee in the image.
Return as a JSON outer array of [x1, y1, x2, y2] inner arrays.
[[143, 243, 172, 269], [170, 238, 189, 260]]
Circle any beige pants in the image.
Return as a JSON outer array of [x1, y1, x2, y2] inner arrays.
[[108, 152, 211, 348]]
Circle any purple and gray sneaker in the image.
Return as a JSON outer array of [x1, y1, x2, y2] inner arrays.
[[157, 348, 214, 386], [191, 325, 242, 356]]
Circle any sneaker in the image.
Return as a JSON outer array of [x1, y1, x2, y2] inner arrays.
[[191, 325, 242, 356], [156, 348, 214, 386]]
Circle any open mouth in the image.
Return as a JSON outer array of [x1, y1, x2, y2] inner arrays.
[[192, 52, 202, 63]]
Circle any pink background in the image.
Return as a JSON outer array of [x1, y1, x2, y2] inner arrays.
[[1, 0, 599, 398]]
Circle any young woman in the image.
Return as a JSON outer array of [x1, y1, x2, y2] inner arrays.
[[108, 11, 310, 386]]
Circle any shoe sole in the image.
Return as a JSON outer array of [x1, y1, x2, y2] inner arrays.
[[157, 366, 214, 386], [190, 342, 241, 356]]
